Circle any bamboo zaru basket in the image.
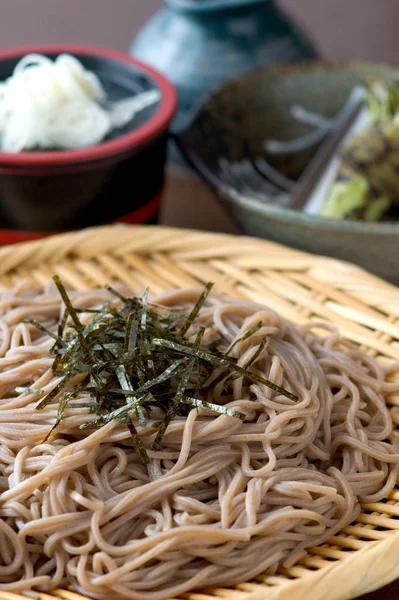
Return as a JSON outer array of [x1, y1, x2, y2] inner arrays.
[[1, 224, 399, 600]]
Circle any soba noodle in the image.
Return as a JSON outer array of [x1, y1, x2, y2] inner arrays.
[[0, 281, 398, 600]]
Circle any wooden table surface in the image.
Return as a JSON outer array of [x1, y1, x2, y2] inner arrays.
[[161, 167, 399, 600]]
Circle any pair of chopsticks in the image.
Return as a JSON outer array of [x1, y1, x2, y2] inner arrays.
[[214, 87, 366, 211], [289, 87, 366, 211]]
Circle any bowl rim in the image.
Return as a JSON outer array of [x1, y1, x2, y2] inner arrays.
[[177, 59, 399, 235], [0, 44, 178, 166]]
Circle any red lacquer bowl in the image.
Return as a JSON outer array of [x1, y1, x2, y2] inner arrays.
[[0, 44, 178, 244]]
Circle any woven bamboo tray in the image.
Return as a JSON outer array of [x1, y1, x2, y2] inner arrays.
[[1, 224, 399, 600]]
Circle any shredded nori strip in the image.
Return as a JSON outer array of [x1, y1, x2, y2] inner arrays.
[[23, 276, 297, 464], [179, 282, 214, 337], [151, 338, 297, 400], [225, 322, 263, 356]]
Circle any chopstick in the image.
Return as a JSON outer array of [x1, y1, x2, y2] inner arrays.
[[290, 87, 365, 211]]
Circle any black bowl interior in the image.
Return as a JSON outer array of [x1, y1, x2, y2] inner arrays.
[[0, 52, 161, 143], [177, 62, 399, 188]]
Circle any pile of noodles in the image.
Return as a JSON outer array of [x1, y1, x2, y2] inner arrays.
[[0, 280, 398, 600]]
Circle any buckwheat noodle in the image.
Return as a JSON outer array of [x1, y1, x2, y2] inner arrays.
[[0, 281, 398, 600]]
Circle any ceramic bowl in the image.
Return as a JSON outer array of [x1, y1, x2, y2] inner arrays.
[[176, 62, 399, 283], [0, 44, 177, 244]]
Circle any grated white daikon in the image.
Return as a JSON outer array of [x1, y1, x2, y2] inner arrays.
[[0, 53, 161, 152]]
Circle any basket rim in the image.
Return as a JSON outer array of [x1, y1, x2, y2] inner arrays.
[[0, 222, 389, 272]]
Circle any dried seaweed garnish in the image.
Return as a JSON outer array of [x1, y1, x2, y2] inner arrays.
[[151, 338, 298, 401], [179, 282, 214, 337], [15, 386, 45, 395], [23, 276, 297, 464], [26, 318, 60, 342], [152, 358, 195, 451], [181, 397, 245, 419], [43, 391, 78, 442], [225, 322, 263, 357]]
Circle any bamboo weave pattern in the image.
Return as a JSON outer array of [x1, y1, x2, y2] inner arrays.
[[0, 225, 398, 600]]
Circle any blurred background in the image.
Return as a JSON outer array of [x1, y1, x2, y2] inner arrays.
[[2, 0, 392, 236], [0, 0, 398, 64]]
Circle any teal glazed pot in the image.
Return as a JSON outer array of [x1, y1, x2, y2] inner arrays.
[[130, 0, 318, 162]]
